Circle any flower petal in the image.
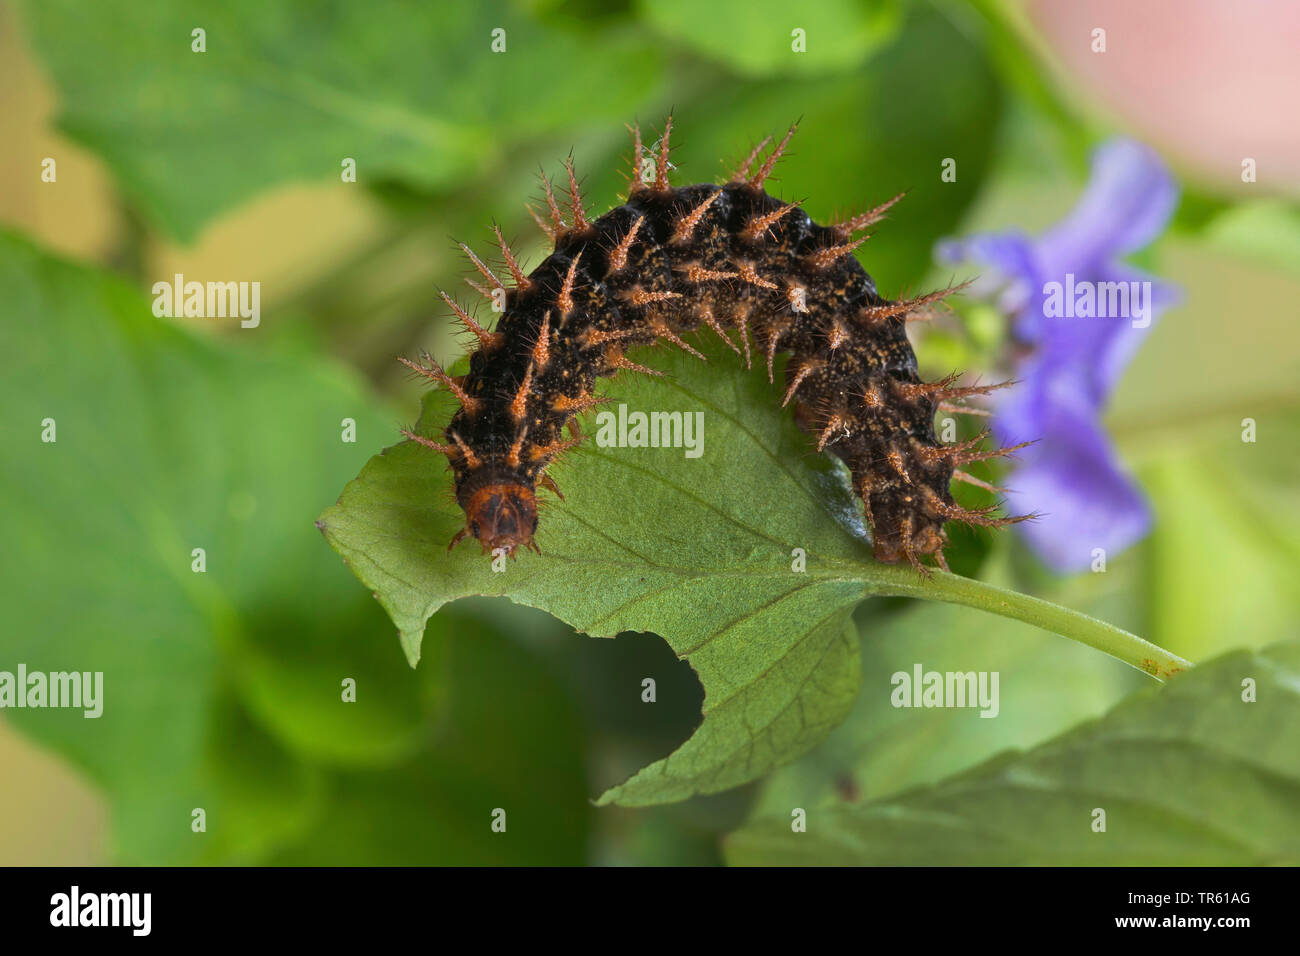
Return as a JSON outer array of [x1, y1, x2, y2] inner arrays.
[[1031, 263, 1180, 410], [1080, 264, 1180, 398], [1001, 405, 1152, 573], [934, 137, 1179, 573], [1036, 139, 1179, 275], [934, 231, 1039, 284]]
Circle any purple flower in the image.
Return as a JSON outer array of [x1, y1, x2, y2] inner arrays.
[[936, 139, 1181, 572]]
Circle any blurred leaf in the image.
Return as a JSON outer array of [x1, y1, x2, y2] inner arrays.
[[1203, 200, 1300, 281], [666, 2, 1001, 291], [200, 690, 325, 863], [230, 597, 438, 768], [269, 605, 591, 865], [1110, 241, 1300, 430], [752, 595, 1141, 816], [1140, 428, 1300, 661], [0, 231, 416, 861], [951, 0, 1094, 161], [17, 0, 662, 240], [637, 0, 900, 77], [727, 640, 1300, 865]]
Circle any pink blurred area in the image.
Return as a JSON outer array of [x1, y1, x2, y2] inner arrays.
[[1030, 0, 1300, 195]]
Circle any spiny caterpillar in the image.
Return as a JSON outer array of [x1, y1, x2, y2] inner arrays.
[[400, 119, 1029, 573]]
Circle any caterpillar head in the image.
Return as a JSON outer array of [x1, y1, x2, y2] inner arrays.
[[454, 469, 540, 557]]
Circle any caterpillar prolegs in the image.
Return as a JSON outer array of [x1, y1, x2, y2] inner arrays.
[[400, 120, 1030, 573]]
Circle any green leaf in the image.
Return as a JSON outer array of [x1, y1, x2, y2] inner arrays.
[[637, 0, 901, 77], [321, 336, 869, 805], [16, 0, 661, 240], [0, 230, 417, 861], [725, 640, 1300, 865], [751, 597, 1143, 816], [320, 331, 1185, 807]]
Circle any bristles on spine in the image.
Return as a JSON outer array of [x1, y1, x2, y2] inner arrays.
[[440, 290, 503, 352]]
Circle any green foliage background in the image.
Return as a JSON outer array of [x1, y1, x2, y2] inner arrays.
[[1, 0, 1297, 865]]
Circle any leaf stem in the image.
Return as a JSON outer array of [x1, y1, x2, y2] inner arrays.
[[864, 563, 1192, 680]]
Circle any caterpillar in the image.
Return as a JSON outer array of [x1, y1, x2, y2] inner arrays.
[[400, 119, 1029, 573]]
